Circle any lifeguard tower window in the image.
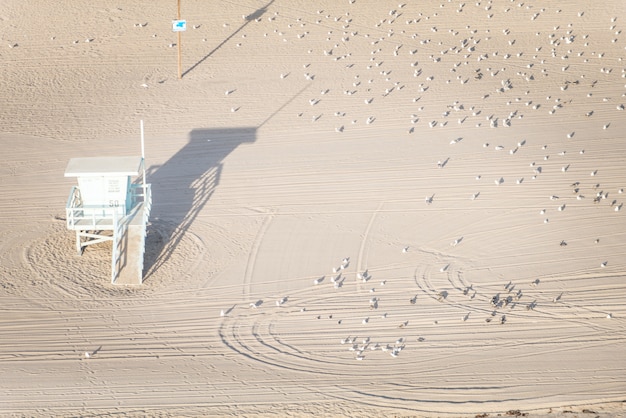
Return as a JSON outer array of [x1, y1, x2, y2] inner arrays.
[[64, 156, 152, 285]]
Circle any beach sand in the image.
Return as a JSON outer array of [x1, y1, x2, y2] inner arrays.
[[1, 1, 625, 416]]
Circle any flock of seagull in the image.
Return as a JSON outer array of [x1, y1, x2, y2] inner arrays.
[[48, 3, 621, 364]]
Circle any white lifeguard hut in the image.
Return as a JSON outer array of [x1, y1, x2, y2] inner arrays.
[[64, 127, 152, 285]]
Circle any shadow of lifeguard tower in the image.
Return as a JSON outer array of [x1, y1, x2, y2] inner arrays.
[[143, 127, 256, 279]]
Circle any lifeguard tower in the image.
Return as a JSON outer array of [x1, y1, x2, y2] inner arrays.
[[64, 155, 152, 285]]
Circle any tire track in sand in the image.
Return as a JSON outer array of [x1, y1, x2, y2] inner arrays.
[[242, 209, 276, 300]]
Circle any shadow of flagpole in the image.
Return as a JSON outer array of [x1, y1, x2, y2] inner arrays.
[[182, 0, 276, 78]]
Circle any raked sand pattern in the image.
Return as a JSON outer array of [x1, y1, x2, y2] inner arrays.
[[1, 0, 626, 416]]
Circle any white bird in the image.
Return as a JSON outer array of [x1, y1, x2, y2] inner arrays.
[[601, 261, 608, 268], [402, 246, 409, 253], [220, 309, 225, 317], [607, 313, 613, 319], [314, 277, 323, 285], [276, 297, 287, 306], [362, 317, 369, 324], [84, 351, 91, 359], [495, 177, 504, 185]]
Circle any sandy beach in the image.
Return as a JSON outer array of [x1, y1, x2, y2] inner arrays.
[[1, 1, 626, 416]]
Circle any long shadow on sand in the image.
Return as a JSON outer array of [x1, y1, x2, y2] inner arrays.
[[142, 82, 310, 282], [182, 0, 275, 78], [143, 127, 256, 279]]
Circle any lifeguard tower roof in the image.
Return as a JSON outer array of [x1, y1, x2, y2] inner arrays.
[[65, 156, 142, 177]]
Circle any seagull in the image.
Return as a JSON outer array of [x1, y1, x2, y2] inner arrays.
[[601, 261, 608, 268], [402, 246, 409, 253], [84, 351, 91, 359], [362, 317, 369, 324], [220, 309, 225, 317], [276, 297, 287, 306], [314, 277, 324, 285]]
